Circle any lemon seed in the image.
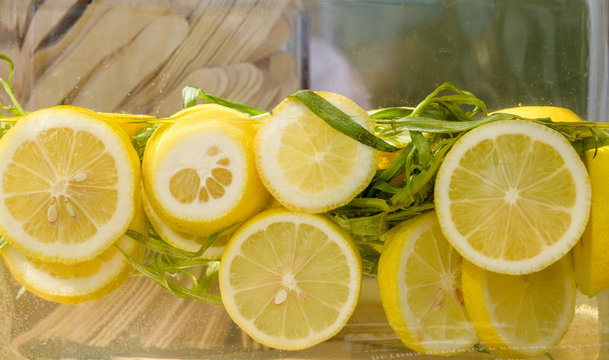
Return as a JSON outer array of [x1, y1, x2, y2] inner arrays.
[[71, 172, 88, 182], [273, 288, 288, 305], [65, 201, 76, 217], [47, 204, 58, 223]]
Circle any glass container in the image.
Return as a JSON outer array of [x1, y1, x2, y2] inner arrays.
[[0, 1, 607, 359]]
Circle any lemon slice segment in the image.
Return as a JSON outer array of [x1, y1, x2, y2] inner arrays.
[[0, 106, 139, 263], [462, 256, 576, 357], [574, 146, 609, 296], [378, 211, 477, 355], [219, 208, 362, 350], [1, 200, 147, 304], [255, 91, 377, 213], [142, 106, 268, 235], [141, 185, 228, 259], [434, 120, 590, 274]]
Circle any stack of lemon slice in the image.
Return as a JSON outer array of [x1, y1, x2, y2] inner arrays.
[[0, 106, 144, 303], [141, 104, 269, 258], [218, 92, 378, 350], [0, 89, 599, 359], [378, 107, 589, 358]]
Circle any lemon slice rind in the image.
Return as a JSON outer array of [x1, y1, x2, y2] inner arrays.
[[462, 256, 576, 357]]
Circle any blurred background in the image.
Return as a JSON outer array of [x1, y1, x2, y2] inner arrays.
[[305, 0, 607, 122], [0, 0, 305, 117], [1, 0, 607, 121]]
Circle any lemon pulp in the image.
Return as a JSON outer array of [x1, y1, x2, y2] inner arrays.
[[219, 208, 362, 350]]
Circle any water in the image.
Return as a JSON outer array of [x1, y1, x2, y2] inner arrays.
[[0, 1, 608, 359]]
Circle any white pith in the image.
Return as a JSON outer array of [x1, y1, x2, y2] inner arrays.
[[153, 130, 247, 220]]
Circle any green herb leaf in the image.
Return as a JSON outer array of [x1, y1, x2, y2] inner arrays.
[[356, 242, 381, 276], [117, 226, 237, 305], [131, 124, 158, 161], [410, 82, 487, 119], [0, 53, 26, 116], [330, 212, 389, 238], [369, 107, 414, 120], [410, 131, 432, 164], [0, 121, 15, 140], [472, 341, 492, 354], [182, 85, 267, 116], [290, 89, 400, 152]]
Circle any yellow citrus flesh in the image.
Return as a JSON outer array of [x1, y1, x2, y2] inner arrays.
[[378, 211, 476, 355], [492, 105, 583, 123], [574, 146, 609, 296], [0, 106, 140, 263], [495, 106, 609, 296], [219, 208, 362, 350], [142, 105, 268, 235], [141, 185, 228, 259], [461, 256, 576, 357], [1, 199, 147, 304], [255, 91, 378, 213], [434, 120, 590, 275]]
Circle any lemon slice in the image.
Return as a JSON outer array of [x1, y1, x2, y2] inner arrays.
[[434, 120, 590, 274], [378, 211, 476, 355], [574, 146, 609, 296], [461, 256, 576, 357], [1, 200, 147, 304], [0, 106, 139, 263], [219, 208, 362, 350], [142, 105, 268, 235], [255, 91, 378, 213], [492, 105, 583, 123], [141, 185, 228, 259]]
